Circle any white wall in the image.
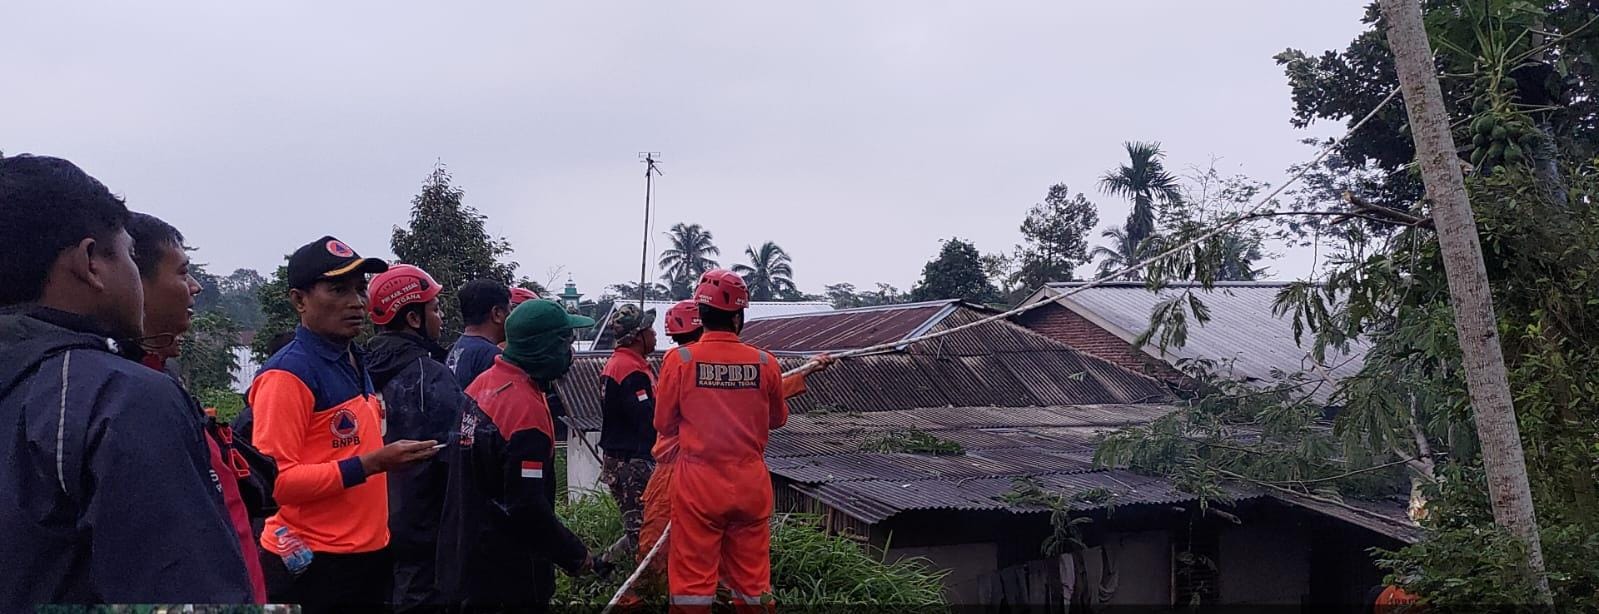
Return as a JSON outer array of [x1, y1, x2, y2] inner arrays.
[[566, 430, 605, 501]]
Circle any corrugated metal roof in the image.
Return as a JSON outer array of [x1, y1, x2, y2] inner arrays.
[[591, 300, 833, 351], [758, 404, 1274, 524], [739, 300, 958, 351], [1027, 282, 1369, 404]]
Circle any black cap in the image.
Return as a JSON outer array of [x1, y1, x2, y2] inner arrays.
[[286, 235, 389, 289]]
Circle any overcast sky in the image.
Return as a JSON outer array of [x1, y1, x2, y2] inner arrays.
[[2, 2, 1369, 296]]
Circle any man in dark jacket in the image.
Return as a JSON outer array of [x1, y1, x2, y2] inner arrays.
[[365, 263, 474, 611], [438, 299, 595, 612], [597, 303, 659, 569], [0, 154, 253, 608]]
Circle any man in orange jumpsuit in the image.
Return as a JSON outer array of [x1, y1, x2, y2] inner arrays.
[[654, 270, 787, 611], [636, 300, 831, 595]]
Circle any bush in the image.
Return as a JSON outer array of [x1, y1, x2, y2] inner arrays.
[[553, 493, 949, 610], [195, 387, 246, 423]]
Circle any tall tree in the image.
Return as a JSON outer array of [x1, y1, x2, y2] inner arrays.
[[733, 241, 798, 301], [1090, 227, 1146, 281], [1099, 142, 1182, 251], [1161, 166, 1272, 282], [1013, 184, 1100, 290], [178, 310, 242, 391], [658, 222, 720, 299], [910, 238, 997, 304], [391, 163, 519, 341], [1381, 0, 1549, 598]]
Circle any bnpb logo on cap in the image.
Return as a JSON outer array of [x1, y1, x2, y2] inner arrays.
[[326, 240, 355, 258]]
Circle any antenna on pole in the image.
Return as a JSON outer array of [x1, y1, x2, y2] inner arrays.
[[638, 152, 663, 308]]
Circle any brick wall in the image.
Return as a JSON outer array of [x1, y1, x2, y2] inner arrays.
[[1013, 302, 1186, 384]]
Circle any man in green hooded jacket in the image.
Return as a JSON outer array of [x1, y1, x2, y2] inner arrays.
[[435, 299, 595, 611]]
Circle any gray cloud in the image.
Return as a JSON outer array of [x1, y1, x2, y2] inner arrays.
[[2, 1, 1367, 293]]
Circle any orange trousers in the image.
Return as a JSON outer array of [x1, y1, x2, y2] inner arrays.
[[638, 461, 675, 571], [667, 458, 772, 612]]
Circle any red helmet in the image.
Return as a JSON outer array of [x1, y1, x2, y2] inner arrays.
[[367, 264, 442, 326], [694, 268, 749, 311], [509, 287, 538, 307], [664, 299, 703, 335]]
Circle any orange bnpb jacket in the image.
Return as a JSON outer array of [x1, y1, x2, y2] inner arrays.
[[248, 326, 388, 555]]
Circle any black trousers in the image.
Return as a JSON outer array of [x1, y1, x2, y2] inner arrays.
[[260, 547, 393, 613]]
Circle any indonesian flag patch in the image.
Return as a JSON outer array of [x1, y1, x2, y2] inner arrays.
[[636, 389, 650, 402], [520, 461, 544, 479]]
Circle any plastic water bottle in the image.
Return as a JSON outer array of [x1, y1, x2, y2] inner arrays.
[[274, 526, 314, 576]]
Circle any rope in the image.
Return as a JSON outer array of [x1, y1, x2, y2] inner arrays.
[[598, 86, 1402, 608]]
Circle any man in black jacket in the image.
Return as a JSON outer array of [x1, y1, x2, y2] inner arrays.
[[0, 154, 253, 608], [597, 303, 659, 570], [365, 263, 473, 611], [439, 299, 595, 612]]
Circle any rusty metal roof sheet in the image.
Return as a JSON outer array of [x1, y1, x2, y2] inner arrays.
[[739, 300, 959, 351]]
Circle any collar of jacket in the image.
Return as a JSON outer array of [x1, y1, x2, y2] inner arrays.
[[5, 304, 116, 339], [378, 330, 449, 362], [699, 330, 741, 344], [295, 324, 362, 363]]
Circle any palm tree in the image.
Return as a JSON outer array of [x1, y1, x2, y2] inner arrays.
[[1099, 142, 1182, 250], [657, 223, 720, 299], [733, 241, 797, 301], [1091, 227, 1145, 281], [1213, 232, 1265, 281]]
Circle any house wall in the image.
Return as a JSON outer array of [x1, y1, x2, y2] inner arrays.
[[1013, 303, 1183, 383], [1083, 530, 1172, 606], [566, 431, 605, 501], [1217, 517, 1312, 604], [887, 542, 998, 605]]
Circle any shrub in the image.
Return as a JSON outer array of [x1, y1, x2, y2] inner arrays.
[[553, 493, 949, 610]]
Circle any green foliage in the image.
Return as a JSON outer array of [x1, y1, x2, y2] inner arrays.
[[178, 310, 242, 391], [391, 164, 519, 343], [1275, 0, 1599, 206], [196, 387, 247, 423], [823, 282, 908, 309], [1118, 155, 1599, 605], [910, 237, 997, 304], [658, 223, 721, 300], [1090, 226, 1149, 281], [251, 264, 296, 362], [553, 494, 948, 609], [859, 430, 965, 456], [733, 241, 798, 301], [1012, 183, 1099, 290]]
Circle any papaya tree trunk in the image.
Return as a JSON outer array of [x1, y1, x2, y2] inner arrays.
[[1379, 0, 1552, 603]]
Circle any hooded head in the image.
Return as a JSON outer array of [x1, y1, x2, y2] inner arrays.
[[502, 299, 594, 384]]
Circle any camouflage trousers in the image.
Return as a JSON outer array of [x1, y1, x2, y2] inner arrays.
[[601, 454, 655, 563]]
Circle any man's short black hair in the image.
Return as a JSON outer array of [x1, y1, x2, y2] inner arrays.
[[382, 302, 429, 333], [459, 279, 511, 326], [669, 329, 703, 345], [698, 304, 740, 332], [0, 155, 129, 305], [125, 212, 185, 279]]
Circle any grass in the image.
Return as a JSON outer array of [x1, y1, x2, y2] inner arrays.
[[859, 429, 966, 456], [553, 492, 950, 610]]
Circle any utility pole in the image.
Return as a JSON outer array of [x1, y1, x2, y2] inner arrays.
[[1378, 0, 1551, 602], [638, 152, 662, 308]]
